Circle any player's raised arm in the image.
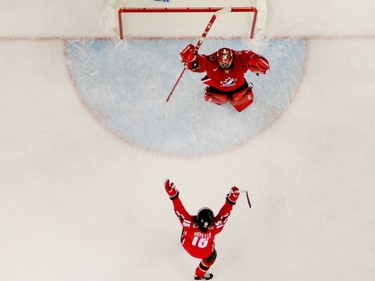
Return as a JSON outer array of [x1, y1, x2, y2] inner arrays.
[[164, 179, 193, 226], [214, 186, 241, 233]]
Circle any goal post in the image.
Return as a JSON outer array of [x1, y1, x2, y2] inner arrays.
[[117, 7, 258, 40]]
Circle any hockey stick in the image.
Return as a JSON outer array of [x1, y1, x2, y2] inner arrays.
[[240, 190, 252, 208], [166, 7, 232, 102]]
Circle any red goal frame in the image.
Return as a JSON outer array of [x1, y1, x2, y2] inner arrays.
[[118, 7, 258, 40]]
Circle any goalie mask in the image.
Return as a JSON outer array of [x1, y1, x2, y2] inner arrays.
[[197, 207, 214, 232], [217, 48, 233, 69]]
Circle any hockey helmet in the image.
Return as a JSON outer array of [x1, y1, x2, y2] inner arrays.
[[197, 207, 214, 231], [217, 48, 233, 69]]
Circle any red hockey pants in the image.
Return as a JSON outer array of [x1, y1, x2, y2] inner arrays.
[[204, 87, 254, 112]]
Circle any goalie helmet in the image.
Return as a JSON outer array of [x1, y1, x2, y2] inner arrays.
[[217, 48, 233, 69], [197, 207, 214, 232]]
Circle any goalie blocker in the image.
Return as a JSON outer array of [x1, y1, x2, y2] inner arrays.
[[180, 45, 269, 112]]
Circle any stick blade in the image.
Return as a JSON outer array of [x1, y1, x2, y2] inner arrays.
[[245, 190, 252, 208]]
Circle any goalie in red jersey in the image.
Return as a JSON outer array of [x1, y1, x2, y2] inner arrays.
[[164, 179, 240, 280], [180, 44, 270, 112]]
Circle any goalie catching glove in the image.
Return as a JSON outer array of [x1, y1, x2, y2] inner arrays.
[[165, 179, 179, 200], [248, 53, 270, 74], [226, 186, 240, 205]]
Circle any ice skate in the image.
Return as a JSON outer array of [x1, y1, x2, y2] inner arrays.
[[194, 273, 213, 280]]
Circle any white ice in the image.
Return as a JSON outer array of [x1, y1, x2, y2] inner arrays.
[[0, 1, 374, 281]]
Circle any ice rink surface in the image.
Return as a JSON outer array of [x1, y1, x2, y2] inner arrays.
[[0, 1, 374, 281]]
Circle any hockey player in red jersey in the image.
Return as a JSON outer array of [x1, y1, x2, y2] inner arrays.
[[180, 44, 270, 112], [164, 179, 240, 280]]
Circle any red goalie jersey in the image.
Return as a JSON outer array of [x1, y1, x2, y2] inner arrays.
[[186, 49, 267, 93], [172, 196, 234, 259]]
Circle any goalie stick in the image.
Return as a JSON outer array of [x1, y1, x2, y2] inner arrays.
[[166, 7, 232, 102]]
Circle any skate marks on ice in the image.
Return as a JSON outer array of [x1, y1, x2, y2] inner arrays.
[[65, 39, 307, 156]]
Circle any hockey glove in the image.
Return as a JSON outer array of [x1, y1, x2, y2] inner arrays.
[[180, 44, 197, 63], [226, 186, 240, 205], [165, 179, 179, 200], [248, 54, 270, 74]]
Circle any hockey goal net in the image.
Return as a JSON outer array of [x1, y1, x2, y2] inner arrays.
[[104, 0, 267, 40], [117, 7, 258, 40]]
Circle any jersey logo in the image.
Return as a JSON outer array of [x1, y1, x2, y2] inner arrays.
[[220, 77, 237, 87]]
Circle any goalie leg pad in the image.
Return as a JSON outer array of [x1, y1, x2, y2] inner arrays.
[[204, 88, 229, 105], [229, 87, 254, 112]]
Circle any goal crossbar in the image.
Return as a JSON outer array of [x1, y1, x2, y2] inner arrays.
[[118, 7, 258, 40]]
